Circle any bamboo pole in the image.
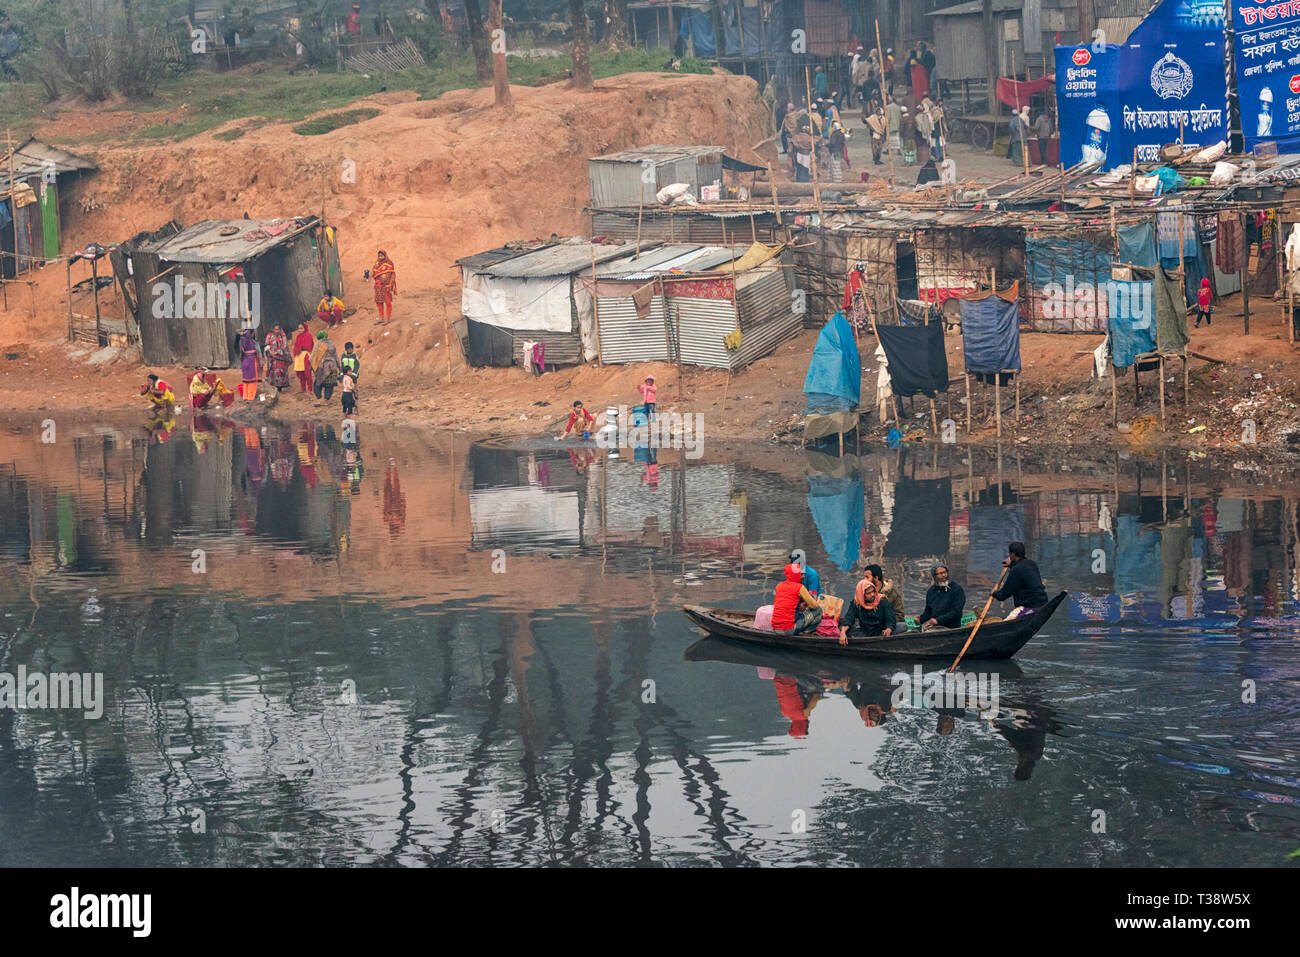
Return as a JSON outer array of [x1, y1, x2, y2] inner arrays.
[[804, 65, 821, 214], [875, 19, 894, 189], [1129, 147, 1138, 208], [635, 199, 644, 255], [1111, 357, 1118, 427], [1241, 210, 1251, 335], [965, 372, 971, 433], [995, 373, 1002, 438], [1011, 49, 1029, 176], [6, 129, 17, 288], [1158, 354, 1166, 431]]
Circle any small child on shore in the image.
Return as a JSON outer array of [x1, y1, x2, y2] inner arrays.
[[638, 375, 657, 419], [1195, 278, 1212, 328], [341, 370, 357, 415]]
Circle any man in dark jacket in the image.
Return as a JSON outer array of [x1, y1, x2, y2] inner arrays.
[[920, 564, 965, 630], [991, 542, 1048, 618]]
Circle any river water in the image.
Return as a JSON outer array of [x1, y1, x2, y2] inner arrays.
[[1, 414, 1298, 867]]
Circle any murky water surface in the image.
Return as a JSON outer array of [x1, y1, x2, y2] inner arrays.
[[1, 415, 1298, 866]]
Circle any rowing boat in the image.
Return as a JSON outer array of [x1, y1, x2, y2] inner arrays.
[[681, 591, 1067, 659]]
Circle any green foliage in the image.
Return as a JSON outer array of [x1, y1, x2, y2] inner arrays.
[[292, 107, 381, 135]]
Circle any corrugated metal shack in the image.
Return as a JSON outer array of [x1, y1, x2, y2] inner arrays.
[[119, 216, 341, 368], [0, 138, 97, 279], [589, 242, 801, 370], [589, 145, 728, 208], [457, 240, 638, 368]]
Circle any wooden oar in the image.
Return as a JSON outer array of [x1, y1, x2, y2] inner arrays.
[[948, 563, 1009, 673]]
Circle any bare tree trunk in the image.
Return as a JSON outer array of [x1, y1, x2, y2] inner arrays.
[[463, 0, 492, 84], [571, 0, 593, 90], [603, 0, 630, 49], [488, 0, 512, 108]]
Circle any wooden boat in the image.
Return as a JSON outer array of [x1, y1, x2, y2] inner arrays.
[[682, 591, 1067, 659]]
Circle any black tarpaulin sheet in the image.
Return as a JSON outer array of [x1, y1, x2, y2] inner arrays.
[[877, 322, 949, 398], [883, 477, 951, 558]]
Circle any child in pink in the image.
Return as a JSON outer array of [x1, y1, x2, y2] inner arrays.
[[1195, 278, 1212, 328], [638, 376, 657, 419]]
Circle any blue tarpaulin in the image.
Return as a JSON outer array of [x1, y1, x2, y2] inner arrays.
[[680, 10, 716, 58], [1118, 222, 1156, 268], [1107, 288, 1157, 368], [720, 6, 764, 57], [803, 311, 860, 412], [807, 471, 864, 572], [1027, 237, 1112, 285], [960, 296, 1021, 375]]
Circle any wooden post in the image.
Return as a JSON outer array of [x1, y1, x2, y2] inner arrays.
[[1240, 210, 1251, 335], [635, 199, 644, 255], [1129, 147, 1138, 208], [930, 397, 938, 436], [1111, 359, 1118, 426], [1182, 354, 1189, 408], [1014, 372, 1020, 430], [965, 371, 971, 433], [590, 244, 603, 368], [1158, 354, 1166, 430], [995, 373, 1002, 438], [5, 128, 17, 286], [65, 260, 73, 341], [875, 19, 894, 189]]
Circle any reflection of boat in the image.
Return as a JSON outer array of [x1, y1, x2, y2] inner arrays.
[[682, 591, 1067, 659], [684, 636, 1025, 682]]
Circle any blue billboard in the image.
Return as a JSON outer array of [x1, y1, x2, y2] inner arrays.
[[1233, 1, 1300, 154], [1054, 0, 1227, 170], [1055, 43, 1122, 169]]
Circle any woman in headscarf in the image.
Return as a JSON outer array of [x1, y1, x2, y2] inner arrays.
[[371, 249, 396, 323], [839, 577, 896, 644], [314, 339, 342, 402], [264, 323, 292, 390], [292, 321, 315, 392], [189, 368, 234, 410], [237, 328, 261, 400]]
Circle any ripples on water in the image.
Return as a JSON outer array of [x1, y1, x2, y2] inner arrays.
[[0, 416, 1298, 866]]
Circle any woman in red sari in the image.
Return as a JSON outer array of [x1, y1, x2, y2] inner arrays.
[[292, 321, 315, 392], [264, 323, 292, 390], [371, 250, 396, 323]]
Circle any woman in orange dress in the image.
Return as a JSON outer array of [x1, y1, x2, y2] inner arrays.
[[371, 250, 396, 323]]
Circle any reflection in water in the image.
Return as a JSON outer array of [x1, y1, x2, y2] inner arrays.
[[0, 421, 1298, 866]]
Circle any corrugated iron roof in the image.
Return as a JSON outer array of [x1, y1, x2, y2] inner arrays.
[[0, 138, 97, 190], [472, 242, 635, 278], [596, 244, 749, 280], [590, 144, 727, 165], [139, 217, 319, 263]]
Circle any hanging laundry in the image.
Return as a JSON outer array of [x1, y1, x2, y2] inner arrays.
[[532, 340, 545, 374], [876, 321, 949, 398], [1216, 213, 1242, 274]]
